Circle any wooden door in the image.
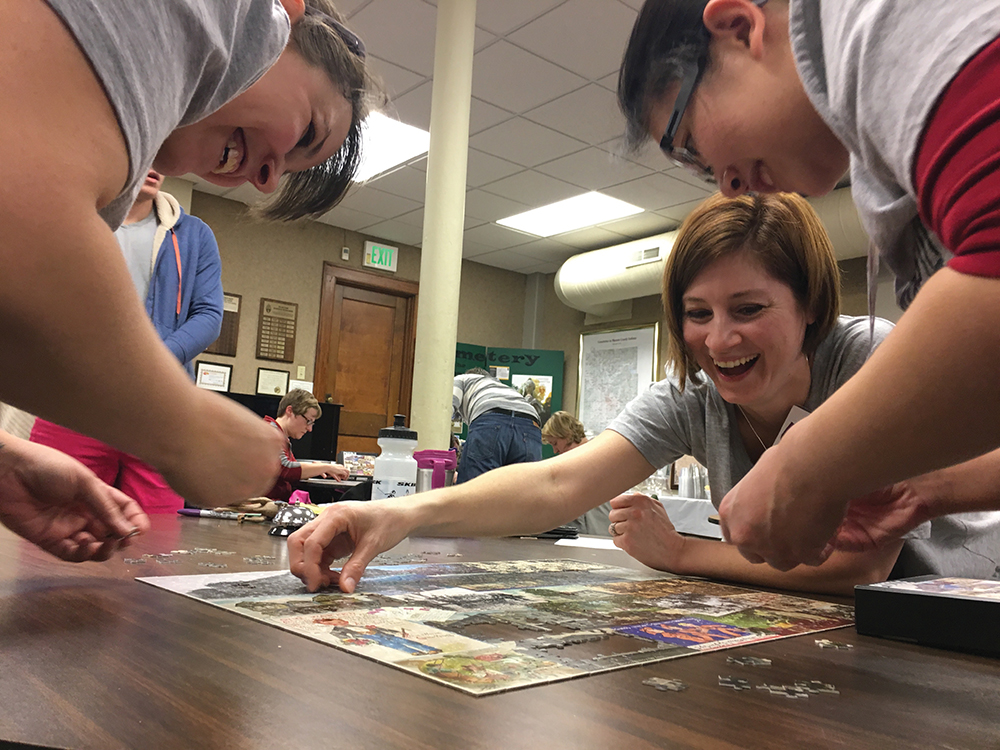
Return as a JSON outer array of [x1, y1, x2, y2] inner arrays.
[[314, 265, 418, 455]]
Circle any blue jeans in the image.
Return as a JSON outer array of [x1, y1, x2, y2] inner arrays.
[[457, 411, 542, 484]]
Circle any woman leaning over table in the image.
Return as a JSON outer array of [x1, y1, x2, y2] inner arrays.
[[289, 193, 1000, 596], [0, 0, 381, 562]]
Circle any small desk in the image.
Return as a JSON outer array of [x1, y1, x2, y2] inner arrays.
[[0, 518, 997, 749]]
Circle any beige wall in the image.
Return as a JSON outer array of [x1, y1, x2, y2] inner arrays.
[[189, 192, 528, 397]]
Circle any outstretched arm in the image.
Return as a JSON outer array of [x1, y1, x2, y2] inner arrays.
[[611, 493, 901, 596], [289, 431, 655, 591], [0, 1, 280, 507]]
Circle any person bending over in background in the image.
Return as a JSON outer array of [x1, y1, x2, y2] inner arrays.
[[289, 193, 1000, 596], [452, 369, 543, 483]]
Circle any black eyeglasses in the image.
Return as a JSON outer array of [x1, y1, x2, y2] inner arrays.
[[301, 414, 317, 427], [658, 58, 715, 184], [304, 6, 366, 60], [659, 0, 768, 184]]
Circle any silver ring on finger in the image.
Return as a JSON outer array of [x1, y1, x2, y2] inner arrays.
[[609, 521, 621, 537]]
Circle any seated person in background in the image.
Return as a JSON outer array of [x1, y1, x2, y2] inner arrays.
[[265, 389, 348, 502], [290, 193, 1000, 596], [30, 171, 222, 514], [541, 411, 587, 455], [543, 412, 609, 536], [452, 369, 542, 484]]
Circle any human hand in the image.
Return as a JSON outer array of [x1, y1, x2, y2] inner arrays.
[[0, 438, 150, 562], [327, 463, 350, 481], [718, 445, 848, 571], [288, 500, 412, 592], [831, 480, 932, 553], [608, 493, 684, 571], [159, 390, 282, 507]]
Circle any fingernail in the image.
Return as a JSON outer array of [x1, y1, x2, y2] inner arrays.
[[343, 577, 355, 592], [124, 527, 140, 539]]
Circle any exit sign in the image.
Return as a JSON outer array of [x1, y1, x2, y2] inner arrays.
[[363, 240, 398, 273]]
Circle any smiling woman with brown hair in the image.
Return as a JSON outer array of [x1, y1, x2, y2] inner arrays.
[[288, 192, 1000, 597]]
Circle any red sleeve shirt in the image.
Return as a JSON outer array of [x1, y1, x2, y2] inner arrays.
[[914, 34, 1000, 278]]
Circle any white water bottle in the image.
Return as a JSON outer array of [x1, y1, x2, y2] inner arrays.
[[372, 414, 418, 500]]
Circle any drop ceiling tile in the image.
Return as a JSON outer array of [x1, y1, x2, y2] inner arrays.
[[316, 205, 384, 231], [508, 0, 638, 80], [655, 199, 710, 223], [466, 149, 524, 188], [523, 84, 624, 146], [361, 219, 424, 247], [366, 165, 427, 201], [338, 186, 422, 218], [462, 222, 535, 249], [463, 189, 532, 222], [461, 239, 497, 259], [469, 0, 566, 35], [471, 41, 587, 113], [368, 56, 427, 101], [600, 211, 678, 237], [551, 225, 629, 251], [395, 209, 482, 231], [596, 72, 618, 92], [479, 170, 581, 207], [512, 237, 577, 260], [519, 261, 562, 275], [390, 83, 514, 135], [349, 0, 439, 76], [470, 117, 586, 167], [534, 147, 653, 190], [603, 173, 713, 211], [468, 248, 538, 272]]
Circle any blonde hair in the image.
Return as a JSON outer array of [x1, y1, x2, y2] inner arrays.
[[542, 411, 587, 444], [662, 192, 841, 390]]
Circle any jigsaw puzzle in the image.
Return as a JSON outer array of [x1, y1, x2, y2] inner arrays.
[[139, 559, 853, 696]]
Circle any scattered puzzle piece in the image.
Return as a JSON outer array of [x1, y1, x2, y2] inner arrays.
[[122, 558, 146, 564], [726, 655, 772, 667], [718, 675, 752, 691], [815, 639, 853, 650], [643, 677, 687, 692]]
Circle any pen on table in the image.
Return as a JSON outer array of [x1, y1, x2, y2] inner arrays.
[[177, 509, 264, 521]]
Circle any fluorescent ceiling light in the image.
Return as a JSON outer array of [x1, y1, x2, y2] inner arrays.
[[496, 192, 644, 237], [354, 112, 430, 182]]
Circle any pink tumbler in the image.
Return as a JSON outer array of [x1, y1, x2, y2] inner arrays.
[[413, 449, 458, 492]]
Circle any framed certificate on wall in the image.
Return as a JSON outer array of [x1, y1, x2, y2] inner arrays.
[[256, 367, 290, 397], [194, 361, 232, 392]]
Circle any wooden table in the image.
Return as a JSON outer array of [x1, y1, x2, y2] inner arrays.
[[0, 516, 996, 750]]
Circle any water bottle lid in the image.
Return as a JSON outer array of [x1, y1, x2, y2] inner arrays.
[[378, 413, 417, 440]]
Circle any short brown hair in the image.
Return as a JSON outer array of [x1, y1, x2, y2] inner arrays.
[[278, 389, 322, 419], [662, 192, 841, 390], [542, 411, 587, 444], [255, 0, 386, 221]]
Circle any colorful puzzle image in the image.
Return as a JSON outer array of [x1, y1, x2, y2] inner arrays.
[[139, 559, 853, 696]]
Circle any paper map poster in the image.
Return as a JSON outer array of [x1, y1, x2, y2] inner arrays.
[[139, 560, 853, 696], [578, 325, 657, 434]]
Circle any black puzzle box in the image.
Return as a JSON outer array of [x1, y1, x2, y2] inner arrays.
[[855, 576, 1000, 657]]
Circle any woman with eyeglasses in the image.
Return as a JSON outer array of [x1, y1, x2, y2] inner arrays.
[[616, 0, 1000, 572], [287, 193, 1000, 597], [265, 389, 349, 503], [0, 0, 379, 562]]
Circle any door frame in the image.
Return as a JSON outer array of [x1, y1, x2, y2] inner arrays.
[[314, 263, 419, 419]]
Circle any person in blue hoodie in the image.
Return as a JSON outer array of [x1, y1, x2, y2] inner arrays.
[[30, 171, 223, 513]]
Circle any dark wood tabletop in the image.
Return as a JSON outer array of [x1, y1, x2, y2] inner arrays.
[[0, 516, 997, 750]]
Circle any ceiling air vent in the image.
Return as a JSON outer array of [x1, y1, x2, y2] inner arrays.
[[626, 245, 663, 268]]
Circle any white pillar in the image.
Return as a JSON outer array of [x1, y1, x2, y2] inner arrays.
[[409, 0, 477, 449]]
